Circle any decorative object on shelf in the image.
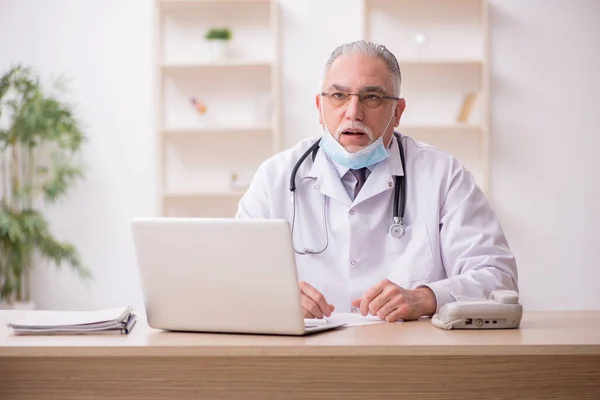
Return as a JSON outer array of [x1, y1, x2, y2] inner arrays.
[[231, 170, 255, 191], [205, 27, 232, 62], [190, 97, 207, 115], [0, 65, 92, 310], [457, 93, 478, 123], [413, 32, 429, 58]]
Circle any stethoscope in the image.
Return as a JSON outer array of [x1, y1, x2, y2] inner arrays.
[[289, 132, 407, 255]]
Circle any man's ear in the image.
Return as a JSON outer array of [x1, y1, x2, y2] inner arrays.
[[315, 94, 323, 125], [394, 98, 406, 127]]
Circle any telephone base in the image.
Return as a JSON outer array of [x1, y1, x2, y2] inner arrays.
[[432, 315, 521, 330], [431, 290, 523, 330]]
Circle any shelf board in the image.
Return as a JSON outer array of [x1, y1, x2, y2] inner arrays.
[[398, 60, 483, 76], [399, 124, 483, 134], [158, 0, 274, 3], [164, 126, 273, 136], [158, 0, 274, 7], [164, 190, 247, 199], [161, 61, 273, 72], [396, 61, 482, 89], [398, 59, 482, 66]]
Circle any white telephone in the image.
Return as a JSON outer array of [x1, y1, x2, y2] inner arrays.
[[431, 290, 523, 330]]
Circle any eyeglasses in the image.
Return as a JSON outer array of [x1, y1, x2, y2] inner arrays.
[[321, 91, 401, 109]]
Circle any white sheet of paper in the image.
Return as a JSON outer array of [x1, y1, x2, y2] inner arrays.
[[305, 312, 389, 327]]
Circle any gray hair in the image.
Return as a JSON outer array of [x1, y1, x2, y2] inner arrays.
[[321, 40, 401, 96]]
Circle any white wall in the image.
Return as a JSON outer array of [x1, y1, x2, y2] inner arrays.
[[0, 0, 598, 311], [488, 0, 600, 309], [0, 0, 155, 310]]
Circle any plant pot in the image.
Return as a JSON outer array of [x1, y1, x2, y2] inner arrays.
[[0, 300, 35, 310], [208, 39, 229, 62]]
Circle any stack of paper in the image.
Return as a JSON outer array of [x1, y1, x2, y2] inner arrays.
[[7, 306, 137, 335]]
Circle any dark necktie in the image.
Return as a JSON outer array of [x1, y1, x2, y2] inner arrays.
[[350, 168, 367, 199]]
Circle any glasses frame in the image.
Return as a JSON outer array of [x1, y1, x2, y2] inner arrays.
[[320, 91, 401, 109]]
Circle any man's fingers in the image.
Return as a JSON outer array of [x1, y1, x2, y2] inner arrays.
[[299, 281, 316, 292], [303, 303, 335, 319], [301, 294, 324, 319], [370, 284, 404, 316], [385, 304, 409, 322], [376, 297, 401, 320], [303, 307, 318, 319], [360, 281, 387, 316], [300, 282, 332, 317], [368, 293, 393, 317]]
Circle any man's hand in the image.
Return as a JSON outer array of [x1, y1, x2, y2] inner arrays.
[[351, 279, 436, 322], [300, 281, 335, 319]]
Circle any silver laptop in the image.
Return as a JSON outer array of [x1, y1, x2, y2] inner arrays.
[[130, 217, 346, 335]]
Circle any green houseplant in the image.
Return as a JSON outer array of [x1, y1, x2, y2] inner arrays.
[[205, 27, 232, 41], [0, 65, 91, 308], [205, 27, 233, 61]]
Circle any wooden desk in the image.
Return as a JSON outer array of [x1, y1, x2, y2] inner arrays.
[[1, 310, 599, 400]]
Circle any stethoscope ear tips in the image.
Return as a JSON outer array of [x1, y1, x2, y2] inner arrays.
[[389, 223, 405, 238]]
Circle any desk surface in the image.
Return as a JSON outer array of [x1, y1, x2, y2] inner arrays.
[[2, 310, 599, 357]]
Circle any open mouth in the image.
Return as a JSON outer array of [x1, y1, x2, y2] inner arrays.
[[341, 129, 366, 137]]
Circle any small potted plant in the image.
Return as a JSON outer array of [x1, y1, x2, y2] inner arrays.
[[205, 27, 232, 61], [0, 65, 92, 309]]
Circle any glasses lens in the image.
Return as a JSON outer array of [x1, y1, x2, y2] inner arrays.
[[327, 92, 348, 108], [362, 94, 384, 108]]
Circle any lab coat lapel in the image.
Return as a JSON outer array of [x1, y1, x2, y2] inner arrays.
[[303, 148, 352, 207], [354, 134, 405, 205]]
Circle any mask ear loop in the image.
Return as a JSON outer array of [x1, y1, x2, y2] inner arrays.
[[383, 99, 398, 148], [319, 95, 329, 134]]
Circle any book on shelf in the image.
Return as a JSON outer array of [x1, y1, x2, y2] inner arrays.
[[6, 306, 137, 335], [457, 93, 478, 123]]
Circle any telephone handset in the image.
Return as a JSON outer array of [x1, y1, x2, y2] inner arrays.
[[431, 290, 523, 330]]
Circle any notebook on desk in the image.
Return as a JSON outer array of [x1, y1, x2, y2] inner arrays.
[[7, 306, 137, 335], [130, 217, 347, 336]]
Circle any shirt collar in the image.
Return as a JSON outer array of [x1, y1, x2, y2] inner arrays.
[[326, 155, 374, 179]]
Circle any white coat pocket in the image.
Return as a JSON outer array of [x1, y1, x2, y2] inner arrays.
[[384, 220, 435, 288]]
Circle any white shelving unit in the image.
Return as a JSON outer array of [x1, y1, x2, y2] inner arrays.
[[155, 0, 280, 217], [362, 0, 489, 192]]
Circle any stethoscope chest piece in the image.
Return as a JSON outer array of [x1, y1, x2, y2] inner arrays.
[[389, 222, 406, 238]]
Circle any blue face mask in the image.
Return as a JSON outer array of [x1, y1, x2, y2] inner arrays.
[[319, 130, 389, 170], [319, 101, 396, 170]]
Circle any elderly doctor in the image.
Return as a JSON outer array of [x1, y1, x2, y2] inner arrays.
[[236, 40, 518, 322]]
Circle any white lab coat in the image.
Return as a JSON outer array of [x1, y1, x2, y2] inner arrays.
[[236, 133, 518, 313]]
